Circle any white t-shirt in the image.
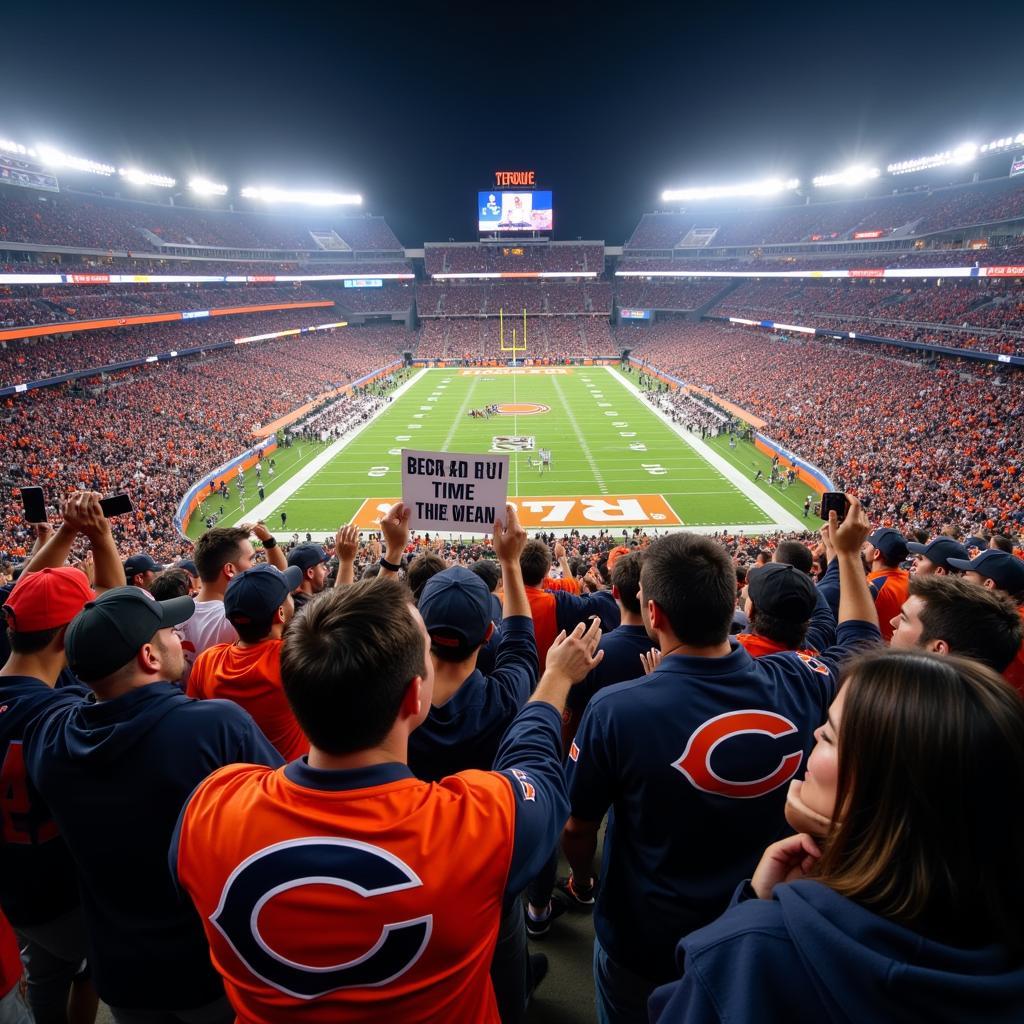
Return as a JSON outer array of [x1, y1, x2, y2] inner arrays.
[[177, 600, 238, 686]]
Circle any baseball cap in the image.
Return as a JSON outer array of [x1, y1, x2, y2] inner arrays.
[[867, 528, 909, 564], [418, 566, 492, 653], [64, 587, 195, 683], [3, 567, 95, 632], [747, 563, 817, 622], [287, 543, 330, 572], [946, 550, 1024, 594], [906, 538, 969, 571], [965, 535, 987, 552], [606, 546, 631, 572], [175, 559, 198, 577], [124, 553, 164, 578], [224, 564, 303, 627]]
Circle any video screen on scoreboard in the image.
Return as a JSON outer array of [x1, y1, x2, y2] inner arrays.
[[478, 191, 553, 232]]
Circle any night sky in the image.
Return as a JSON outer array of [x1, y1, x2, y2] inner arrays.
[[3, 1, 1024, 245]]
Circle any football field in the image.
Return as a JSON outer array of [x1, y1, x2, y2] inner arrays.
[[232, 366, 803, 537]]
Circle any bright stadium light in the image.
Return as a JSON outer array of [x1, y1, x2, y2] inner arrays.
[[0, 138, 35, 157], [812, 165, 880, 188], [241, 186, 363, 207], [36, 144, 115, 176], [661, 177, 800, 202], [119, 167, 176, 188], [189, 176, 228, 196], [888, 141, 978, 176], [979, 132, 1024, 154]]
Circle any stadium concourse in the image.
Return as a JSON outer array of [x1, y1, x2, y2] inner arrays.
[[2, 165, 1024, 1024]]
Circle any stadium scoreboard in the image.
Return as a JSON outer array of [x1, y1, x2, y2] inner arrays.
[[479, 170, 552, 233]]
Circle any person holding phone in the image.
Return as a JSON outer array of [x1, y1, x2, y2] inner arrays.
[[649, 650, 1024, 1023]]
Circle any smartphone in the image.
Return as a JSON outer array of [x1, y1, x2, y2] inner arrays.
[[99, 493, 134, 518], [819, 492, 850, 524], [20, 486, 47, 524]]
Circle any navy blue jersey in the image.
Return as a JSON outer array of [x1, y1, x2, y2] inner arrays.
[[23, 681, 283, 1010], [568, 624, 652, 715], [0, 675, 86, 927], [566, 619, 881, 983], [408, 615, 537, 782]]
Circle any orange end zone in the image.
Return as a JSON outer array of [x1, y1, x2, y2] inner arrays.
[[351, 494, 682, 530]]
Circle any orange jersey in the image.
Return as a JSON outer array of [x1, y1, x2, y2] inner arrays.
[[1004, 607, 1024, 696], [736, 634, 818, 659], [172, 703, 568, 1023], [867, 568, 910, 643], [188, 639, 308, 762]]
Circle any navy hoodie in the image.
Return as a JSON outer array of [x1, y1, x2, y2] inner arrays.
[[23, 681, 283, 1011], [649, 880, 1024, 1023]]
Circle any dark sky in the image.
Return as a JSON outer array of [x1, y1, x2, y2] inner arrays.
[[3, 1, 1023, 245]]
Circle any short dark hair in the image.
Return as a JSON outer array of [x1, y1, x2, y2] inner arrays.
[[910, 575, 1023, 673], [233, 615, 276, 645], [194, 527, 250, 583], [280, 578, 426, 756], [774, 540, 813, 576], [749, 608, 809, 650], [640, 533, 734, 647], [611, 551, 644, 614], [407, 553, 445, 603], [520, 540, 552, 587], [469, 558, 500, 593], [991, 534, 1014, 553], [148, 568, 191, 601], [6, 624, 62, 655]]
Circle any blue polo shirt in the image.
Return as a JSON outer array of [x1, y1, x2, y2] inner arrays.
[[566, 618, 881, 983], [408, 615, 537, 782]]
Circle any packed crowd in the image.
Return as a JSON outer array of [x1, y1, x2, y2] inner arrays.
[[1, 481, 1022, 1023], [0, 190, 404, 252], [614, 279, 730, 311], [627, 320, 1024, 535], [424, 244, 604, 276], [415, 281, 611, 317]]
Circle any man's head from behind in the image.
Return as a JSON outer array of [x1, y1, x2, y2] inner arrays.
[[890, 575, 1022, 674], [64, 587, 194, 691], [866, 528, 909, 569], [417, 567, 494, 663], [773, 540, 813, 576], [639, 533, 735, 648], [224, 564, 302, 643], [3, 567, 95, 662], [519, 539, 552, 587], [281, 578, 430, 756], [746, 562, 817, 650], [407, 552, 447, 604], [194, 527, 254, 586], [611, 551, 644, 616]]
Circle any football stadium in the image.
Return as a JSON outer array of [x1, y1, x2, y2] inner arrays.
[[2, 6, 1024, 1023]]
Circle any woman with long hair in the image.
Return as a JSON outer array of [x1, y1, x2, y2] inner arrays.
[[650, 649, 1024, 1023]]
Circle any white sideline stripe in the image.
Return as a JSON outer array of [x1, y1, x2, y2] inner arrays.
[[236, 368, 428, 532], [442, 372, 482, 450], [604, 366, 804, 532], [551, 374, 608, 495]]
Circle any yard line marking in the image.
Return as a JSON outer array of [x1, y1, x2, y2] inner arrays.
[[441, 372, 481, 451], [550, 374, 607, 495]]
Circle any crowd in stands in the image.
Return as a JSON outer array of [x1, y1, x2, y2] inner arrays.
[[415, 281, 611, 316], [624, 177, 1024, 249], [424, 243, 603, 276], [627, 320, 1024, 534], [332, 282, 415, 314], [614, 279, 729, 310], [0, 189, 404, 252]]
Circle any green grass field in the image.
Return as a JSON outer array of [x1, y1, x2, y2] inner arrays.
[[190, 365, 807, 537]]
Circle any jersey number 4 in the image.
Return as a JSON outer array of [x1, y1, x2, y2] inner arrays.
[[0, 742, 58, 845], [211, 837, 432, 1000]]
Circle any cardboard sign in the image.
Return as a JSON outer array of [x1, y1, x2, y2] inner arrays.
[[402, 450, 509, 534]]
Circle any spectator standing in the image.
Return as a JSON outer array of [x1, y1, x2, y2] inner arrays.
[[286, 543, 330, 613], [122, 554, 163, 590], [865, 528, 910, 643], [907, 537, 969, 576], [24, 588, 282, 1023]]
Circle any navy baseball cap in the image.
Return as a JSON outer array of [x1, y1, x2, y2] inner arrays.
[[175, 559, 198, 577], [906, 538, 969, 571], [224, 564, 303, 627], [124, 553, 164, 578], [418, 566, 492, 653], [867, 528, 909, 564], [965, 536, 987, 552], [287, 543, 330, 572], [65, 587, 194, 683], [747, 563, 817, 622], [946, 550, 1024, 594]]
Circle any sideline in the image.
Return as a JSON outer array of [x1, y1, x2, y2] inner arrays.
[[236, 368, 427, 534], [606, 366, 804, 532]]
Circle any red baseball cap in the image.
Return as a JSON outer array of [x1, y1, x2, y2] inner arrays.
[[4, 567, 96, 633]]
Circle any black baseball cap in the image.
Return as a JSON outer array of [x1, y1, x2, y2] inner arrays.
[[224, 564, 303, 627], [747, 563, 817, 622], [65, 587, 194, 682], [946, 550, 1024, 594], [906, 538, 969, 571], [287, 543, 330, 572], [867, 528, 909, 564], [124, 553, 164, 578]]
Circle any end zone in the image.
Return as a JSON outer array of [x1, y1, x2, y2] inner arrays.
[[351, 494, 682, 531]]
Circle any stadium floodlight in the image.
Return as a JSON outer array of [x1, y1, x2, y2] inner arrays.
[[119, 167, 176, 188], [812, 165, 880, 188], [36, 145, 115, 176], [887, 141, 978, 176], [661, 177, 800, 202], [240, 186, 363, 206], [189, 177, 228, 196], [0, 138, 35, 157], [979, 132, 1024, 154]]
